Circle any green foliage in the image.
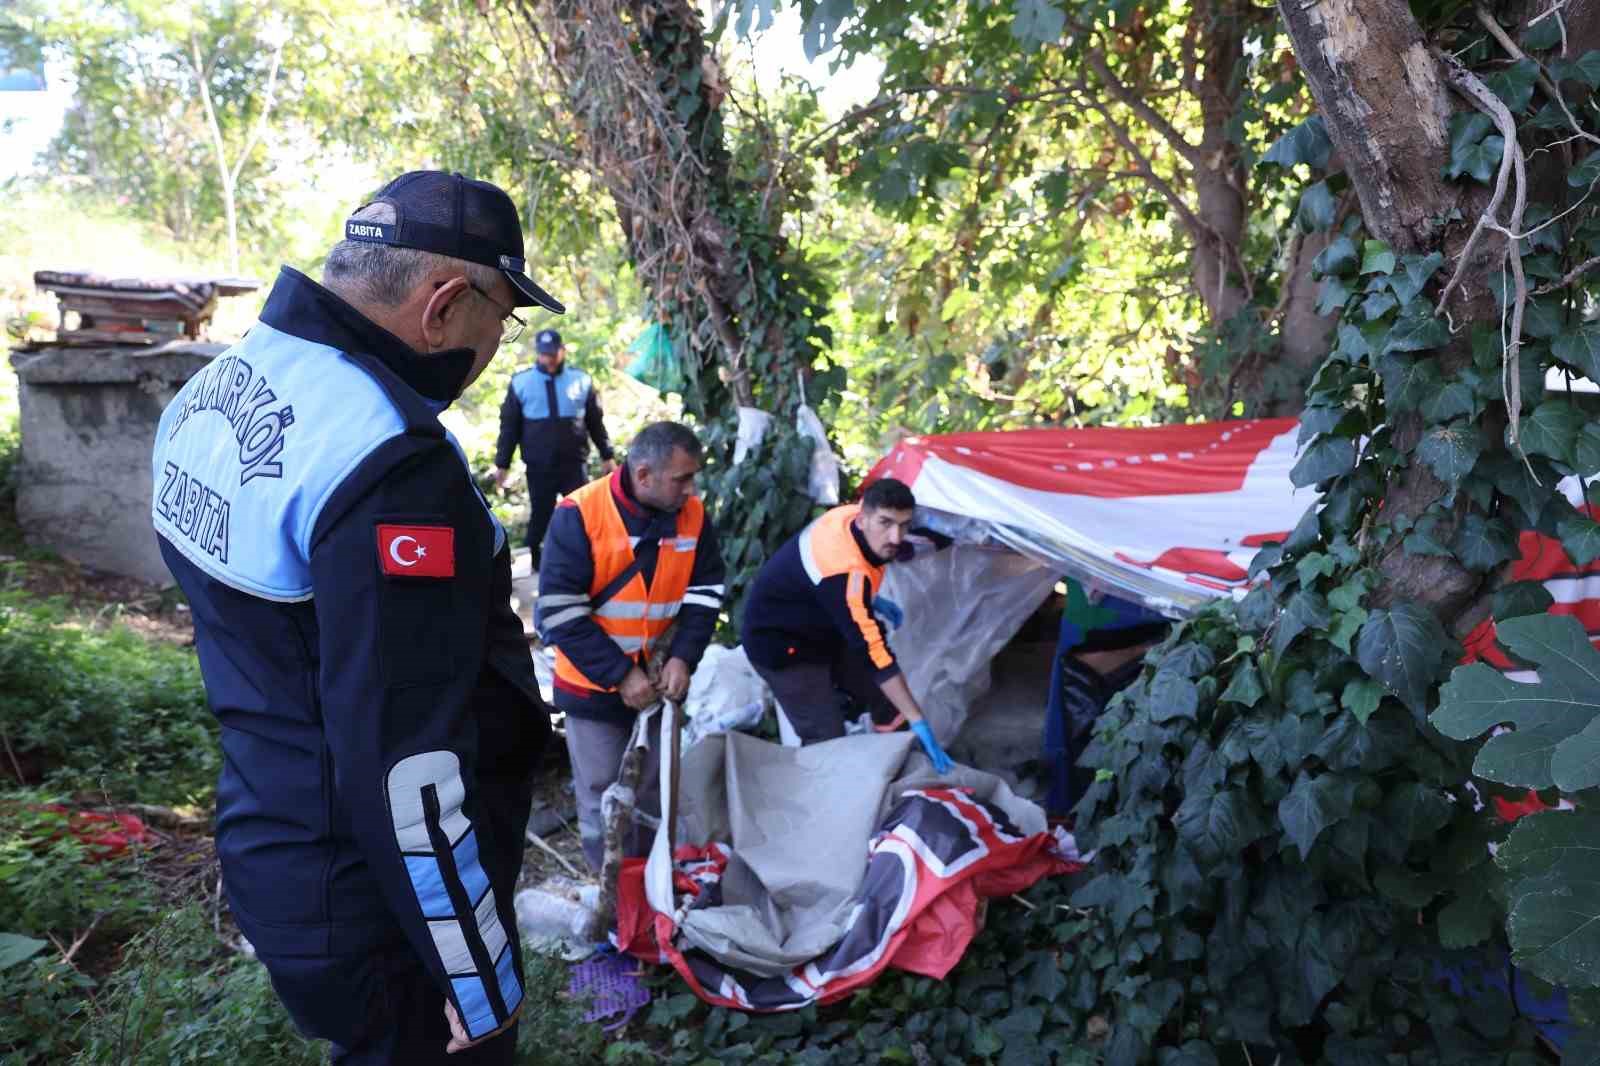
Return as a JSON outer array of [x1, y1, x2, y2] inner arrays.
[[0, 952, 95, 1064], [0, 796, 159, 940], [74, 906, 323, 1066], [1070, 600, 1530, 1062], [0, 591, 215, 804]]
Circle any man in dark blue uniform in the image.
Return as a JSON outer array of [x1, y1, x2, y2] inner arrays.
[[492, 328, 614, 569], [151, 171, 560, 1064]]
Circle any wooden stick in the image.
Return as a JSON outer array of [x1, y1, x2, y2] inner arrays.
[[526, 827, 585, 879]]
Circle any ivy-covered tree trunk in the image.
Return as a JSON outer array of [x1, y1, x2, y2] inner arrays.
[[1068, 0, 1600, 1061], [519, 0, 839, 619]]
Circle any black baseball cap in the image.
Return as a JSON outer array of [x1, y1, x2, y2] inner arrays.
[[343, 170, 565, 314], [535, 329, 562, 353]]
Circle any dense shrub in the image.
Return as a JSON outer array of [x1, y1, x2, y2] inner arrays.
[[0, 592, 215, 804]]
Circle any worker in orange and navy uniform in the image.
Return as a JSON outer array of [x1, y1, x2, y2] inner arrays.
[[534, 421, 724, 872], [741, 477, 955, 773]]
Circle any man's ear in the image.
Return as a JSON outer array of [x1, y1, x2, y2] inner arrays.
[[420, 276, 470, 351]]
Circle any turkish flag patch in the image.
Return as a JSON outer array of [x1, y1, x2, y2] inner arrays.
[[376, 524, 455, 578]]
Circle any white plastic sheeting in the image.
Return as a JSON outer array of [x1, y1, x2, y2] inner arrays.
[[880, 544, 1059, 744]]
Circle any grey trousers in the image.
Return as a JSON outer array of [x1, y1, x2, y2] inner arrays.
[[563, 713, 660, 873]]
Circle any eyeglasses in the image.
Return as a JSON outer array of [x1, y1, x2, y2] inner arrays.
[[467, 282, 526, 343]]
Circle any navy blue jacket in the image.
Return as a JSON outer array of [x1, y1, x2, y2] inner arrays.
[[494, 363, 612, 473], [741, 517, 903, 684], [151, 267, 549, 1043], [536, 466, 725, 724]]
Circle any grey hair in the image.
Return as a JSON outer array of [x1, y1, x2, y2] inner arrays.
[[626, 421, 703, 473], [322, 202, 500, 307]]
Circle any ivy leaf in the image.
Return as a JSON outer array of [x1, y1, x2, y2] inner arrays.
[[1416, 422, 1481, 490], [1261, 114, 1332, 170], [1523, 297, 1566, 340], [1517, 399, 1584, 465], [1383, 302, 1451, 354], [1382, 781, 1454, 847], [1559, 511, 1600, 568], [1357, 604, 1449, 713], [1389, 251, 1445, 305], [1569, 151, 1600, 190], [1279, 771, 1357, 858], [1437, 893, 1497, 949], [1485, 59, 1539, 113], [1157, 1043, 1220, 1066], [1275, 590, 1331, 658], [1296, 551, 1335, 586], [1421, 380, 1477, 422], [1291, 436, 1355, 488], [1149, 669, 1200, 722], [1494, 581, 1555, 622], [1553, 50, 1600, 90], [1298, 403, 1344, 445], [1375, 866, 1445, 906], [1497, 810, 1600, 987], [1341, 677, 1384, 725], [1221, 659, 1265, 707], [1553, 325, 1600, 382], [1182, 739, 1229, 795], [1454, 134, 1506, 184], [1317, 276, 1353, 317], [1571, 424, 1600, 479], [1175, 787, 1265, 869], [1453, 513, 1517, 571], [1328, 608, 1367, 654], [1521, 16, 1563, 51], [1359, 290, 1398, 321], [1360, 240, 1396, 276], [1010, 0, 1066, 47], [1327, 570, 1374, 614], [1449, 112, 1494, 166], [1312, 235, 1359, 277], [1296, 181, 1337, 232]]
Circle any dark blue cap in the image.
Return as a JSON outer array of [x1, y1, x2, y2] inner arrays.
[[535, 329, 562, 353], [343, 170, 564, 314]]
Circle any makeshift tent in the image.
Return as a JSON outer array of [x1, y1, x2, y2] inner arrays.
[[860, 417, 1600, 809]]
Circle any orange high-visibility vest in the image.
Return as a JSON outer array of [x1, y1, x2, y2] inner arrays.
[[552, 476, 705, 693]]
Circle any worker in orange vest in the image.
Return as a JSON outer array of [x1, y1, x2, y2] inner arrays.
[[741, 478, 955, 773], [535, 421, 725, 871]]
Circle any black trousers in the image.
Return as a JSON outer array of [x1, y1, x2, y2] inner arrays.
[[524, 463, 587, 564], [750, 651, 896, 744]]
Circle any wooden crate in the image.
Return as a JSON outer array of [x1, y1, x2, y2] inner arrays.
[[32, 270, 260, 346]]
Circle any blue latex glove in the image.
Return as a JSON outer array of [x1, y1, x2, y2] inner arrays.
[[910, 720, 954, 775]]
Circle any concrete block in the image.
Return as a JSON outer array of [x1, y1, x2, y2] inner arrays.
[[10, 341, 220, 584]]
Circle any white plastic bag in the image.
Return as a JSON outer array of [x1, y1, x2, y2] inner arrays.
[[734, 406, 773, 464], [796, 404, 841, 504], [682, 645, 770, 747]]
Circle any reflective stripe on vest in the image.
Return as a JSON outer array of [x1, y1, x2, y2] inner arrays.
[[552, 475, 704, 693]]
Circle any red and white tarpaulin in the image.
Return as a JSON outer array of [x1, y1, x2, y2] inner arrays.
[[615, 729, 1082, 1011], [865, 418, 1309, 613]]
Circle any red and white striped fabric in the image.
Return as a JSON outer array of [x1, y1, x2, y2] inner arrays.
[[864, 418, 1309, 610]]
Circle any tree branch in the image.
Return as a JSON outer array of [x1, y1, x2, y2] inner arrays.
[[1083, 48, 1207, 174]]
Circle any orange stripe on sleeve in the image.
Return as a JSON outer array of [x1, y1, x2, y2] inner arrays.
[[846, 571, 895, 670]]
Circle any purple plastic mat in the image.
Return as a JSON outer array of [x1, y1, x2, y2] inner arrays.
[[568, 951, 652, 1031]]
